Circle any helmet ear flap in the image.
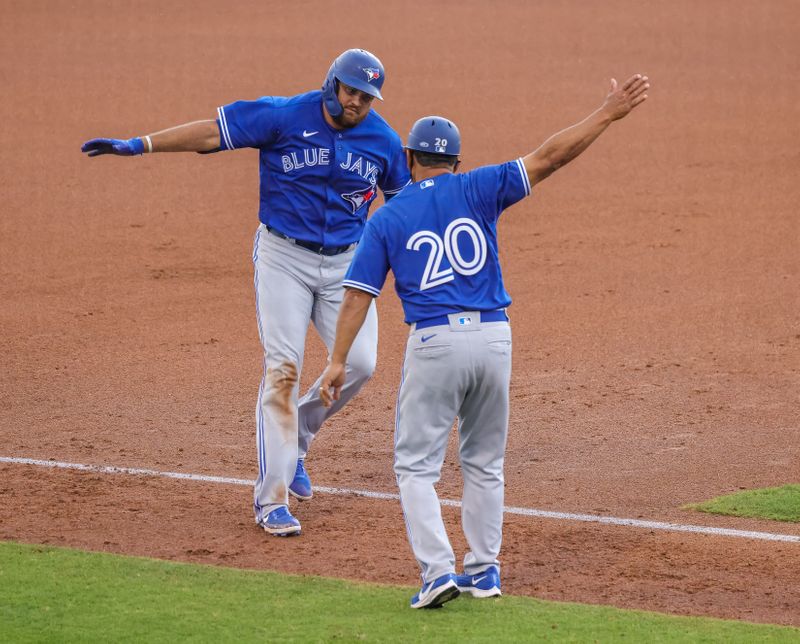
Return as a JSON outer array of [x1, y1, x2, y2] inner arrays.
[[322, 65, 343, 118]]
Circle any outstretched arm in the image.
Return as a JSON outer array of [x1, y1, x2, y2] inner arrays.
[[523, 74, 649, 187], [319, 288, 374, 408], [81, 119, 221, 157]]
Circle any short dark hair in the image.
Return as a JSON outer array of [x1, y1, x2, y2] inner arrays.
[[412, 150, 458, 169]]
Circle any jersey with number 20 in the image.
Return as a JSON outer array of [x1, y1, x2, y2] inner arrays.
[[343, 159, 532, 323]]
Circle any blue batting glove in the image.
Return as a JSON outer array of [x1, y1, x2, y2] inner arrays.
[[81, 137, 145, 157]]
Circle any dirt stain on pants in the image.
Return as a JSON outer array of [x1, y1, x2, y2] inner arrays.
[[256, 361, 300, 508], [265, 361, 299, 443]]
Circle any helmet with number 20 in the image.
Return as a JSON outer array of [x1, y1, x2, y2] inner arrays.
[[405, 116, 461, 157]]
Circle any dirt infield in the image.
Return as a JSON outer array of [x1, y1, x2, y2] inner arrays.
[[2, 0, 798, 627]]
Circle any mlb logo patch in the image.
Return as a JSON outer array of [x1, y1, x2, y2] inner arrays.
[[458, 316, 473, 326]]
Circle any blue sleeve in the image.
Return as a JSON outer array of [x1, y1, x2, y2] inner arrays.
[[467, 159, 532, 223], [379, 134, 411, 199], [342, 220, 390, 296], [216, 97, 279, 150]]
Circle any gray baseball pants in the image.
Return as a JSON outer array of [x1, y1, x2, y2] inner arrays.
[[252, 225, 377, 521], [394, 313, 512, 583]]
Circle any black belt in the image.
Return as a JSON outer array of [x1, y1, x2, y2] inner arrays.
[[266, 225, 356, 256], [414, 309, 508, 330]]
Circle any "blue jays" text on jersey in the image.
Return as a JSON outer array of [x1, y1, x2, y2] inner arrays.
[[217, 90, 410, 247], [342, 160, 531, 323]]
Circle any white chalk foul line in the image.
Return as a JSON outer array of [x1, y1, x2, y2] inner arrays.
[[2, 455, 799, 544]]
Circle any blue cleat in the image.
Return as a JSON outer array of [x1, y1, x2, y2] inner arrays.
[[289, 458, 313, 500], [258, 506, 301, 537], [410, 573, 460, 609], [455, 565, 502, 598]]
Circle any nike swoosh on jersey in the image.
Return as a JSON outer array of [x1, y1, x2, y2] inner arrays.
[[303, 130, 319, 137], [421, 334, 437, 343]]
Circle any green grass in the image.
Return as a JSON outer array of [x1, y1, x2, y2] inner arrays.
[[685, 484, 800, 523], [1, 542, 798, 643]]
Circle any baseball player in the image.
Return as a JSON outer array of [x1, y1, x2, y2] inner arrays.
[[319, 74, 650, 608], [81, 49, 411, 537]]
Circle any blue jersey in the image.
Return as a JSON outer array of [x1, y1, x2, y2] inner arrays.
[[343, 159, 531, 323], [216, 90, 410, 246]]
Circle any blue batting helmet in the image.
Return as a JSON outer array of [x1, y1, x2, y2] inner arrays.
[[405, 116, 461, 156], [322, 49, 385, 118]]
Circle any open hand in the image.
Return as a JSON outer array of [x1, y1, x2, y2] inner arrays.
[[81, 137, 142, 157], [603, 74, 650, 121]]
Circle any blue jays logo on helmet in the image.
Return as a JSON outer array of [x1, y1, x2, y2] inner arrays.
[[322, 49, 385, 119], [362, 67, 381, 82], [406, 116, 461, 156]]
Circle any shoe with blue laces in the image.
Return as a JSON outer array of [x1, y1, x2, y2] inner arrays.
[[410, 572, 460, 609], [289, 458, 312, 500], [455, 565, 501, 598], [258, 505, 301, 536]]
